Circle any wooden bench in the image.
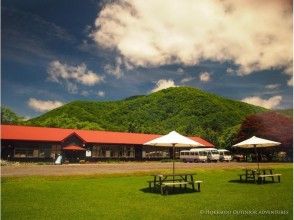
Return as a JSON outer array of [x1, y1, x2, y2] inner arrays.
[[147, 179, 187, 191], [147, 180, 167, 190], [160, 180, 203, 195], [194, 180, 203, 192], [257, 174, 281, 184], [239, 174, 257, 182], [147, 181, 155, 190], [161, 181, 189, 195], [239, 174, 246, 182], [239, 170, 258, 183]]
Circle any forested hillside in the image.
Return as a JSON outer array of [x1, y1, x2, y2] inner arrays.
[[26, 87, 266, 147]]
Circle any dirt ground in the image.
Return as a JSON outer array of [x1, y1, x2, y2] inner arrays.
[[1, 162, 290, 177]]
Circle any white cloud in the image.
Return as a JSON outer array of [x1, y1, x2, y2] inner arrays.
[[91, 0, 292, 77], [176, 68, 184, 74], [226, 68, 235, 75], [104, 57, 123, 78], [97, 91, 105, 97], [66, 82, 78, 94], [48, 60, 104, 93], [28, 98, 64, 112], [287, 77, 293, 86], [199, 72, 211, 82], [241, 96, 282, 109], [265, 84, 280, 89], [283, 65, 293, 86], [81, 90, 90, 96], [180, 77, 195, 83], [150, 79, 177, 93]]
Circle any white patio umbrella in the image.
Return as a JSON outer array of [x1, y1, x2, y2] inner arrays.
[[233, 136, 281, 170], [143, 131, 204, 177]]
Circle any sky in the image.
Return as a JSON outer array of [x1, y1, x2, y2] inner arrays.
[[1, 0, 293, 118]]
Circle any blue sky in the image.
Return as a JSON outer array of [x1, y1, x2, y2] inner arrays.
[[1, 0, 293, 118]]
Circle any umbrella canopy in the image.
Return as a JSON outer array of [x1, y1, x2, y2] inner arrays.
[[144, 131, 204, 147], [144, 131, 204, 177], [233, 136, 281, 169], [233, 136, 281, 148]]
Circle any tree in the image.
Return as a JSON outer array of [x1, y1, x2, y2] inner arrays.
[[237, 112, 293, 160], [184, 122, 195, 136], [1, 107, 24, 124], [127, 122, 138, 133], [219, 125, 240, 149]]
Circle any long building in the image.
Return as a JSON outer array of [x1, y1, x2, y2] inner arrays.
[[1, 125, 214, 162]]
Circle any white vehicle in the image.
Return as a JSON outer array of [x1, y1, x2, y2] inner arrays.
[[205, 148, 220, 162], [218, 149, 232, 162], [180, 149, 207, 163]]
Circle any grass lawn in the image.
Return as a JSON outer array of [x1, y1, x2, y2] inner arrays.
[[1, 165, 293, 220]]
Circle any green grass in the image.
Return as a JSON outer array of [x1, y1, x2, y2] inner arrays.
[[2, 166, 293, 220]]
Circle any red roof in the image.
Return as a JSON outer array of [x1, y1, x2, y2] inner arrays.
[[1, 125, 75, 142], [189, 136, 214, 147], [63, 145, 86, 151], [1, 125, 214, 147]]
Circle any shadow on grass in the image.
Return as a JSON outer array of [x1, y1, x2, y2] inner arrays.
[[228, 179, 280, 184], [140, 187, 200, 195]]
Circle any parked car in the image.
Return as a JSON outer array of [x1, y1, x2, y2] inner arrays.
[[233, 154, 244, 162], [205, 148, 220, 162], [218, 149, 232, 162], [180, 149, 208, 163]]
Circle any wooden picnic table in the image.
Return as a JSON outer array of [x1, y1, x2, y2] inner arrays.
[[240, 168, 281, 184], [148, 173, 202, 195]]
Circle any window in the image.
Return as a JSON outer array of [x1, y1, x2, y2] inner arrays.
[[39, 147, 51, 158], [92, 145, 107, 158], [105, 150, 110, 158], [92, 146, 136, 158], [33, 148, 39, 157], [199, 151, 207, 156], [111, 148, 119, 158], [51, 145, 61, 157], [212, 150, 219, 155], [127, 147, 135, 158], [14, 145, 60, 158], [144, 148, 169, 158], [14, 147, 36, 158], [92, 146, 98, 157]]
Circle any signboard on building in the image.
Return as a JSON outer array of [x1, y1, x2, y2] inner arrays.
[[86, 150, 92, 157]]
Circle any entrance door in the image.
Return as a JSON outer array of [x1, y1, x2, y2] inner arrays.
[[63, 150, 86, 163]]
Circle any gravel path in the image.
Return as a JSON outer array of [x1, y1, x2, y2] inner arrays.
[[1, 162, 289, 177]]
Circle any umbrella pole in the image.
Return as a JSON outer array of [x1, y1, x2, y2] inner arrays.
[[173, 144, 175, 182], [254, 144, 259, 171]]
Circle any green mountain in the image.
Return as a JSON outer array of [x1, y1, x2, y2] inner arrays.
[[1, 106, 25, 124], [26, 87, 266, 147]]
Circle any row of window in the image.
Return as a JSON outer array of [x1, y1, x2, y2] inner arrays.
[[13, 145, 179, 159], [142, 148, 185, 158], [14, 145, 61, 158], [143, 150, 170, 158], [91, 146, 135, 158], [13, 145, 135, 158]]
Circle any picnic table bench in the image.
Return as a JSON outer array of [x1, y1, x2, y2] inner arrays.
[[239, 169, 282, 184], [148, 174, 202, 195], [257, 174, 281, 184]]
